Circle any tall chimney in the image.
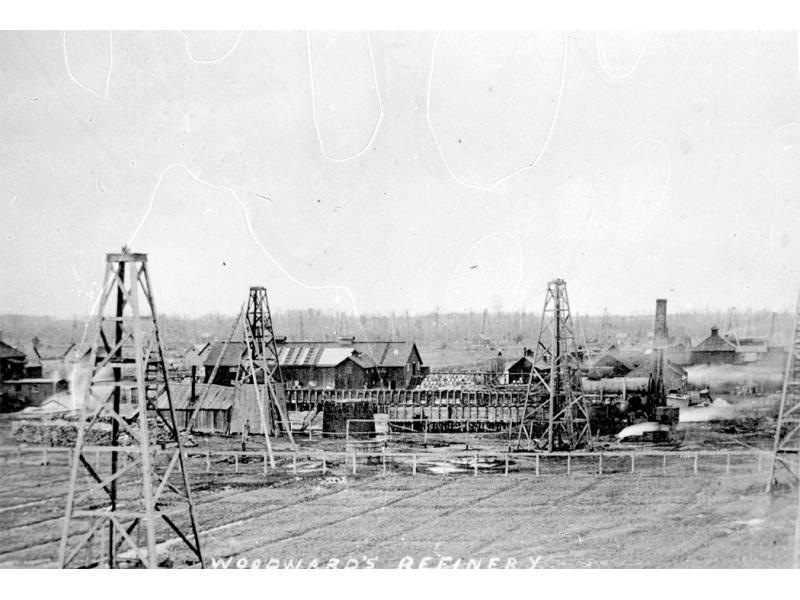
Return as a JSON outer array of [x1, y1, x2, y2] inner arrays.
[[654, 299, 668, 347]]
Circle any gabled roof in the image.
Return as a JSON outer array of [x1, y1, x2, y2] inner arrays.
[[0, 341, 26, 360], [277, 340, 419, 369], [204, 339, 420, 370], [506, 355, 549, 372], [318, 347, 358, 367], [628, 357, 687, 378], [204, 342, 247, 368], [591, 352, 634, 373], [694, 330, 737, 352]]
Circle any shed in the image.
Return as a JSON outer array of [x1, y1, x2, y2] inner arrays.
[[156, 383, 234, 433], [628, 357, 688, 394], [0, 340, 27, 381], [691, 327, 736, 365]]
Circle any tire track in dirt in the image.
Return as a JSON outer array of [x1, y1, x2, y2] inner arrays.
[[464, 478, 602, 556], [0, 476, 354, 560], [330, 477, 529, 560], [204, 476, 464, 561]]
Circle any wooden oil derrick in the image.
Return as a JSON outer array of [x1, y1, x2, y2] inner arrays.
[[234, 287, 294, 455], [598, 308, 614, 349], [515, 279, 592, 452], [59, 247, 202, 569], [767, 285, 800, 494]]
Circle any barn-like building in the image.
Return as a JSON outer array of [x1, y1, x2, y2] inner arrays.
[[203, 338, 423, 390], [691, 327, 737, 365]]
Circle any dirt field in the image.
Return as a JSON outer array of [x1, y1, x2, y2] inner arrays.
[[1, 449, 798, 568]]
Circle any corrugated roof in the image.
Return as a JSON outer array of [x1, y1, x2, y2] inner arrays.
[[204, 339, 420, 370], [317, 347, 355, 366]]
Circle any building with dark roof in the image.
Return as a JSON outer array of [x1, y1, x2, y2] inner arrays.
[[0, 340, 27, 381], [203, 339, 423, 390], [627, 356, 688, 394], [586, 351, 634, 379], [691, 327, 737, 365]]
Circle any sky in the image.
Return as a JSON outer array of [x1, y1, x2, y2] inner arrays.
[[1, 30, 799, 319]]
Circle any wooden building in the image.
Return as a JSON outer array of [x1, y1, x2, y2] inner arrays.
[[0, 377, 69, 411], [156, 383, 272, 435], [691, 327, 737, 365], [0, 340, 27, 381], [586, 351, 634, 379], [203, 339, 424, 390]]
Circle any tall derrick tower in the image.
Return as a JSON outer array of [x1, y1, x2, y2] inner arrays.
[[59, 248, 202, 568], [516, 279, 592, 451], [235, 286, 294, 442], [767, 286, 800, 493], [187, 286, 294, 466]]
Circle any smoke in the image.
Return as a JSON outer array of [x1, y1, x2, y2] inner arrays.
[[685, 364, 784, 389]]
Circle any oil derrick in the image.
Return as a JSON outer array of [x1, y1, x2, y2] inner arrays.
[[515, 279, 592, 452], [767, 286, 800, 494], [235, 286, 294, 447], [59, 248, 202, 569], [724, 306, 741, 347], [598, 308, 613, 349]]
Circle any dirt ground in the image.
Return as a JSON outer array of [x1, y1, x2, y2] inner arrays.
[[1, 448, 798, 568]]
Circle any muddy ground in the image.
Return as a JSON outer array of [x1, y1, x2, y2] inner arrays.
[[1, 445, 798, 568]]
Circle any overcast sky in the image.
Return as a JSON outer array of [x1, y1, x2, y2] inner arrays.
[[1, 30, 799, 319]]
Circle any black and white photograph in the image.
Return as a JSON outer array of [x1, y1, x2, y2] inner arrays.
[[2, 3, 800, 578]]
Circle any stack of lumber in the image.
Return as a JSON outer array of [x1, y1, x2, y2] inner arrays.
[[11, 417, 172, 447]]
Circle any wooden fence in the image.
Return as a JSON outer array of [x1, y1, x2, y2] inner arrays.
[[0, 445, 777, 480]]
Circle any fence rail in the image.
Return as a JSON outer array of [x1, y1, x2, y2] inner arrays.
[[0, 444, 777, 480]]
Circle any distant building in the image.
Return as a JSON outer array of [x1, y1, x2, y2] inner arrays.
[[505, 349, 551, 384], [586, 351, 634, 379], [0, 378, 69, 412], [0, 339, 68, 411], [627, 357, 688, 395], [730, 337, 770, 364], [691, 327, 737, 365], [0, 340, 27, 380]]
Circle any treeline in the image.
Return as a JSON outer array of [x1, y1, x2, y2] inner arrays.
[[0, 308, 793, 353]]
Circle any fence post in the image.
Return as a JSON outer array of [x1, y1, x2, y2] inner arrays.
[[42, 447, 47, 468], [693, 453, 698, 475], [352, 449, 357, 475], [424, 420, 428, 445], [726, 453, 730, 475], [234, 453, 239, 473], [205, 451, 211, 473], [630, 453, 635, 474], [662, 454, 667, 476], [473, 452, 478, 477], [535, 455, 540, 477], [412, 454, 417, 476], [293, 452, 297, 475], [567, 455, 571, 476], [382, 448, 387, 476], [322, 451, 327, 475], [598, 453, 603, 475], [504, 453, 509, 477], [263, 451, 268, 475]]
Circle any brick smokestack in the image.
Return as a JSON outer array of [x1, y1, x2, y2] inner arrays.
[[654, 299, 668, 347]]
